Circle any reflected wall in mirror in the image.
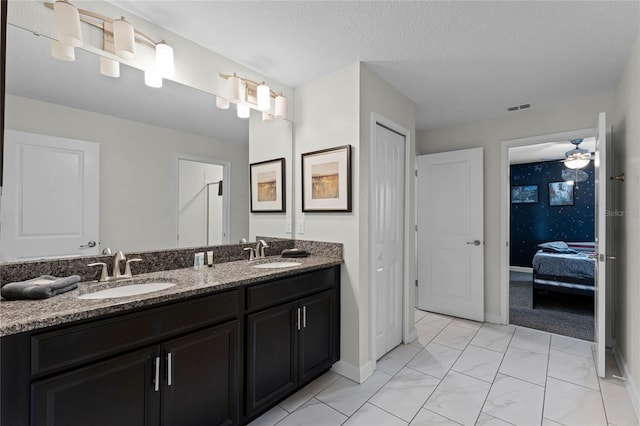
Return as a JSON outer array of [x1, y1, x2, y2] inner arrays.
[[1, 24, 293, 262]]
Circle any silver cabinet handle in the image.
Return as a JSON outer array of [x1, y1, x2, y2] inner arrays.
[[302, 306, 307, 328], [167, 352, 173, 387], [466, 240, 481, 246], [296, 308, 301, 330], [154, 356, 160, 392], [80, 240, 96, 248]]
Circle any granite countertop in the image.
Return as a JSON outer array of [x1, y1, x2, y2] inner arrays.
[[0, 256, 342, 337]]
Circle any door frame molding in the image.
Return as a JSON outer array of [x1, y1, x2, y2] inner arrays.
[[369, 113, 413, 370], [175, 154, 231, 247], [499, 127, 596, 324]]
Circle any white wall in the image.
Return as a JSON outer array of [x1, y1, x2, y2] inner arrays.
[[294, 63, 416, 381], [417, 92, 616, 320], [248, 115, 293, 241], [613, 31, 640, 416], [5, 95, 249, 252]]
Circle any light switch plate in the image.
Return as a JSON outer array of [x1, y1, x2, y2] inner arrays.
[[286, 220, 292, 233], [297, 219, 305, 234]]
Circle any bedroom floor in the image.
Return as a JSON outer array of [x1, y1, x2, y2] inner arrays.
[[249, 310, 638, 426], [509, 271, 594, 341]]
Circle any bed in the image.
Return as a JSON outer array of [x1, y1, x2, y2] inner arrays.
[[531, 241, 596, 308]]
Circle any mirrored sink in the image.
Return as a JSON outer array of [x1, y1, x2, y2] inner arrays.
[[77, 282, 176, 300], [252, 261, 302, 269]]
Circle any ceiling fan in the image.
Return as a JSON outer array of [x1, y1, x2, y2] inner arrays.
[[561, 138, 594, 169]]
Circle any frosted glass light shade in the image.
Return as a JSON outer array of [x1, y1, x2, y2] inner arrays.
[[156, 42, 174, 78], [228, 75, 242, 103], [257, 83, 271, 111], [50, 40, 75, 61], [237, 103, 250, 118], [216, 96, 230, 110], [54, 1, 82, 47], [274, 94, 287, 119], [564, 158, 590, 169], [99, 57, 120, 77], [262, 112, 273, 122], [113, 17, 135, 60], [144, 69, 163, 88]]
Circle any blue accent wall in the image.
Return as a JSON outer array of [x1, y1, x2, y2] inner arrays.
[[510, 161, 595, 267]]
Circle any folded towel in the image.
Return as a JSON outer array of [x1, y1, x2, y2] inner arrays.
[[281, 248, 310, 258], [1, 275, 81, 300]]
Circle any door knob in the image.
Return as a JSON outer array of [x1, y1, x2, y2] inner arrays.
[[80, 240, 96, 248], [466, 240, 481, 246]]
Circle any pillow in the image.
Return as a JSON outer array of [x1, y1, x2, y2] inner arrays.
[[538, 241, 577, 254]]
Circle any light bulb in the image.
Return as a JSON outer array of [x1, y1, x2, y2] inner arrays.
[[53, 0, 82, 47], [50, 40, 75, 61], [257, 83, 271, 111], [99, 57, 120, 78], [564, 158, 590, 169], [216, 96, 230, 110], [262, 112, 273, 122]]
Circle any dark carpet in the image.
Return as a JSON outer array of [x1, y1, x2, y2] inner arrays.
[[510, 271, 594, 341]]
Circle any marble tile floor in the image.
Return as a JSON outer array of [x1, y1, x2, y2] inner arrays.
[[249, 309, 639, 426]]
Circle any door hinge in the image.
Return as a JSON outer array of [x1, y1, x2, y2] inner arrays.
[[415, 280, 418, 287], [415, 224, 418, 232], [415, 170, 418, 177]]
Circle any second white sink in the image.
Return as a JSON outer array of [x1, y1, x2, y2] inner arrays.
[[78, 282, 176, 300], [252, 261, 302, 269]]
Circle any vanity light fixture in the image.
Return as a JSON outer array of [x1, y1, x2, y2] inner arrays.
[[217, 73, 287, 120], [45, 1, 174, 88]]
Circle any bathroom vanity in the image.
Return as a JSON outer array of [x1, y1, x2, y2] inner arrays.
[[0, 257, 341, 426]]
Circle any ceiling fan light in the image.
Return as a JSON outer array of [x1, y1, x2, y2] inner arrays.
[[99, 56, 120, 78], [53, 0, 82, 47], [257, 83, 271, 111], [50, 39, 75, 61], [564, 158, 590, 169], [274, 94, 286, 119], [113, 17, 136, 60], [155, 42, 174, 79]]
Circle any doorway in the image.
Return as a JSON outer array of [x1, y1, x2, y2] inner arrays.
[[177, 157, 230, 248]]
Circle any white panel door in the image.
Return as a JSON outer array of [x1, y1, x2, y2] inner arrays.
[[594, 112, 612, 378], [0, 130, 99, 261], [417, 148, 484, 321], [373, 123, 405, 359]]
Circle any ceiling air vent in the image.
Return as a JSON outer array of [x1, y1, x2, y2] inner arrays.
[[506, 103, 532, 112]]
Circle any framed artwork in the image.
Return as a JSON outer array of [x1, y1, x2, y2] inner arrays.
[[302, 145, 352, 212], [250, 158, 286, 212], [511, 185, 538, 204], [548, 181, 574, 206]]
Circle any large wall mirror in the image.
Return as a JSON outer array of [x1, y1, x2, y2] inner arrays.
[[1, 23, 293, 262]]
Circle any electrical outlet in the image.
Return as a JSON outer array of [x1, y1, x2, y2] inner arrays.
[[297, 219, 305, 234], [286, 220, 292, 233]]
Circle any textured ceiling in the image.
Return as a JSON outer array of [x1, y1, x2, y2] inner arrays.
[[111, 0, 640, 130]]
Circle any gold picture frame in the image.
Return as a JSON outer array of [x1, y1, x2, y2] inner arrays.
[[301, 145, 352, 212], [250, 158, 286, 212]]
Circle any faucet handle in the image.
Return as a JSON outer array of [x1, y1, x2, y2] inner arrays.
[[243, 247, 256, 261], [124, 258, 142, 276], [87, 262, 108, 282]]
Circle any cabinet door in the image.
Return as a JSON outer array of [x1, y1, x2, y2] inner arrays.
[[31, 347, 160, 426], [161, 321, 239, 426], [246, 301, 297, 417], [298, 290, 337, 384]]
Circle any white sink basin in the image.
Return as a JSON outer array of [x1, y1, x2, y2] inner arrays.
[[78, 282, 176, 300], [252, 261, 302, 269]]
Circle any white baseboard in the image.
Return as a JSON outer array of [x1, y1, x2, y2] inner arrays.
[[331, 360, 374, 384], [509, 266, 533, 273], [484, 312, 503, 324], [613, 345, 640, 421]]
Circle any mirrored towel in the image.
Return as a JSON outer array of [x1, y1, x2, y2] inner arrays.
[[1, 275, 81, 300]]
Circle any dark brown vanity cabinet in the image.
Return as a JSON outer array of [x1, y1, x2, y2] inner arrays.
[[245, 267, 340, 420], [1, 264, 340, 426]]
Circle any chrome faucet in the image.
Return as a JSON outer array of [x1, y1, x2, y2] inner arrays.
[[88, 251, 143, 282], [256, 240, 269, 259]]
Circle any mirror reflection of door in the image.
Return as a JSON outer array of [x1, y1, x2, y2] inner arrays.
[[177, 159, 227, 248]]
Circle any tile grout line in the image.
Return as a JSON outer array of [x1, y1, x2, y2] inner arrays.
[[541, 328, 552, 426]]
